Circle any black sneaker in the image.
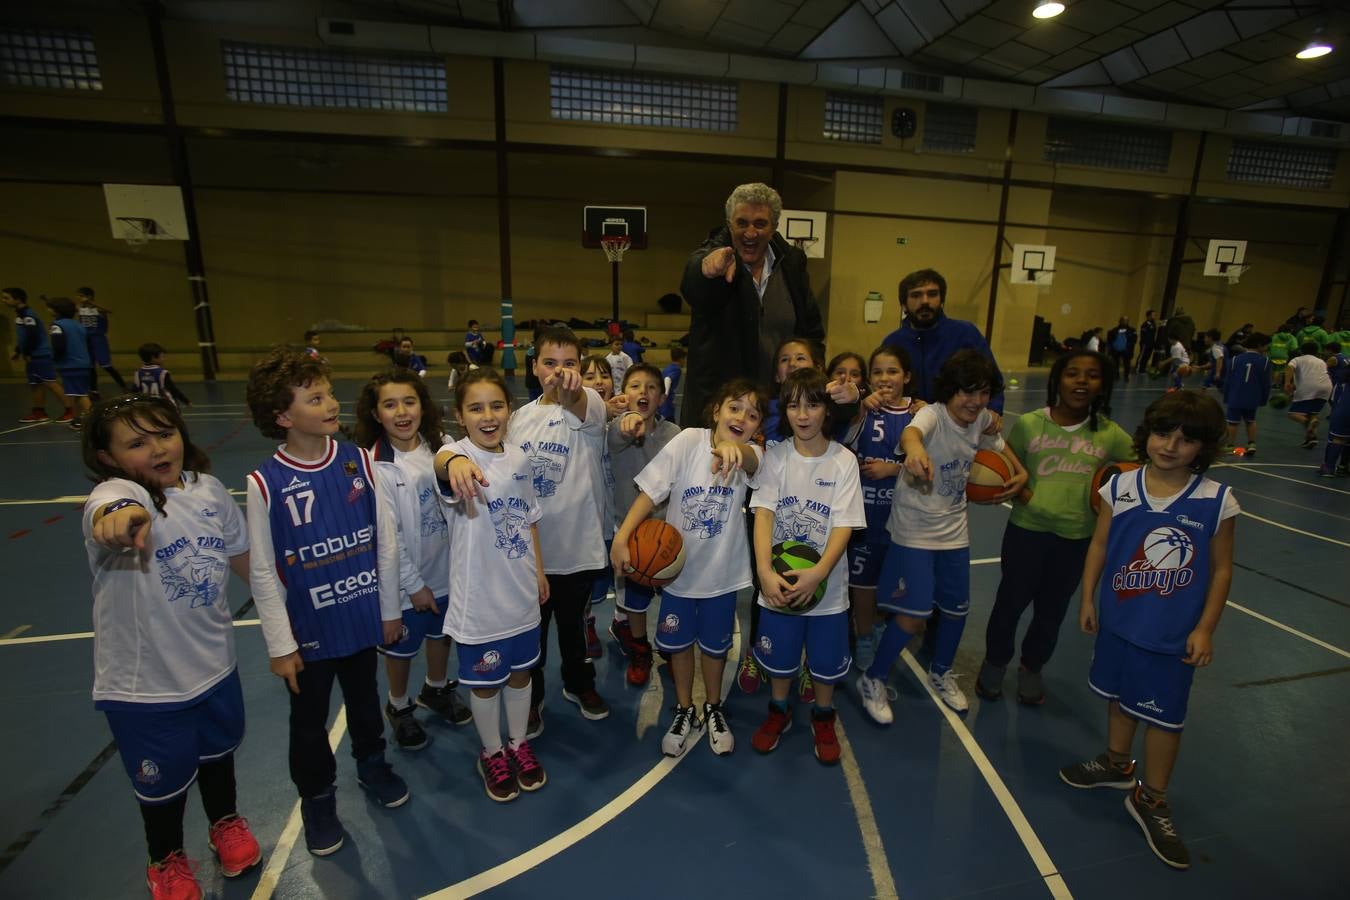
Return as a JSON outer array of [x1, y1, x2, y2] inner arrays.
[[356, 755, 410, 808], [1125, 786, 1190, 870], [416, 682, 472, 725], [300, 788, 343, 856], [1016, 666, 1046, 706], [526, 705, 544, 739], [975, 660, 1005, 701], [1059, 752, 1136, 789], [562, 687, 610, 721], [384, 701, 428, 751]]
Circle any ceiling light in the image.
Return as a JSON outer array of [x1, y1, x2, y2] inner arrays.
[[1297, 41, 1333, 59], [1033, 2, 1066, 19]]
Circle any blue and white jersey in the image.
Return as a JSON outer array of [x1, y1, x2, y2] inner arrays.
[[750, 440, 866, 616], [1223, 351, 1271, 410], [1329, 352, 1350, 405], [77, 303, 107, 337], [83, 473, 247, 707], [370, 435, 450, 607], [247, 439, 385, 661], [438, 439, 543, 643], [844, 400, 916, 542], [135, 365, 172, 401], [12, 305, 52, 359], [1098, 467, 1239, 655]]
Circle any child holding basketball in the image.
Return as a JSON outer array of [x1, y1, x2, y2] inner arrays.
[[606, 363, 681, 685], [82, 395, 261, 897], [612, 378, 767, 758], [436, 368, 550, 802], [750, 368, 866, 764], [840, 345, 920, 672], [1060, 390, 1237, 871], [355, 370, 472, 753], [857, 351, 1027, 721], [245, 348, 408, 858], [976, 350, 1133, 705]]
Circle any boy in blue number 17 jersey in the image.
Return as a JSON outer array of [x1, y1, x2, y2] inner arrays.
[[245, 348, 409, 859], [1061, 391, 1238, 872]]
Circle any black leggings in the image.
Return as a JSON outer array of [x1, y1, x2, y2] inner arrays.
[[287, 648, 386, 798], [140, 755, 237, 862], [531, 568, 604, 706], [983, 523, 1091, 672]]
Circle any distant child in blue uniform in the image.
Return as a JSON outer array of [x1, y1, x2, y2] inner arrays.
[[1222, 332, 1271, 455], [76, 286, 128, 397], [1200, 328, 1226, 391], [46, 296, 93, 429], [657, 346, 686, 422], [3, 286, 71, 424], [356, 370, 472, 753], [1060, 390, 1237, 871], [1320, 342, 1350, 477], [303, 329, 323, 360], [244, 348, 408, 858], [82, 395, 261, 898], [750, 369, 865, 765], [839, 345, 918, 672], [395, 336, 428, 378], [436, 369, 550, 802], [135, 342, 193, 408]]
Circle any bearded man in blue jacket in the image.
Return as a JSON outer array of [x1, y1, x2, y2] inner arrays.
[[880, 268, 1004, 413]]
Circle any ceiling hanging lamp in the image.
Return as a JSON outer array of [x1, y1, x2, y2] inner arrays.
[[1033, 2, 1066, 19]]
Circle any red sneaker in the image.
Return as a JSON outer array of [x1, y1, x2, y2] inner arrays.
[[608, 617, 636, 657], [811, 708, 841, 766], [584, 615, 602, 660], [146, 851, 201, 900], [17, 411, 49, 424], [208, 814, 261, 877], [54, 409, 76, 423], [626, 644, 653, 686], [751, 704, 792, 754]]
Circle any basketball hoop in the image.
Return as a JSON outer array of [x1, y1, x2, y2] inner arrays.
[[600, 235, 631, 263], [790, 236, 819, 255], [116, 216, 155, 252], [1225, 264, 1246, 286]]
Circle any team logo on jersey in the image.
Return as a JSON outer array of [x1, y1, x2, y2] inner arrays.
[[1175, 514, 1206, 532], [418, 487, 447, 537], [199, 507, 217, 518], [473, 650, 502, 673], [936, 458, 971, 504], [524, 442, 568, 498], [658, 613, 680, 633], [344, 460, 359, 476], [679, 484, 733, 539], [814, 478, 836, 488], [772, 497, 830, 546], [347, 476, 366, 504], [756, 635, 773, 655], [1136, 698, 1165, 715], [1111, 525, 1196, 598], [489, 496, 531, 559], [282, 475, 310, 494], [136, 759, 161, 785], [156, 537, 227, 608]]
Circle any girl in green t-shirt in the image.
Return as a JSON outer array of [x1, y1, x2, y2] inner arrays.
[[977, 350, 1134, 705]]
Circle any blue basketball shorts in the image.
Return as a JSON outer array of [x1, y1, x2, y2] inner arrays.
[[102, 669, 245, 805], [1225, 406, 1257, 425], [1088, 629, 1195, 732], [1288, 398, 1326, 416], [653, 591, 736, 657], [753, 609, 851, 684], [26, 357, 56, 386], [876, 543, 969, 617], [847, 539, 888, 589], [88, 334, 112, 367], [456, 625, 542, 688], [591, 539, 614, 604], [58, 369, 91, 397], [378, 598, 449, 659], [1328, 398, 1350, 439], [618, 579, 657, 613]]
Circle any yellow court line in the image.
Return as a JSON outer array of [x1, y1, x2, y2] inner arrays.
[[0, 619, 259, 646], [1241, 510, 1350, 548], [1, 625, 32, 639], [1215, 463, 1350, 495], [836, 718, 900, 900], [1227, 602, 1350, 659]]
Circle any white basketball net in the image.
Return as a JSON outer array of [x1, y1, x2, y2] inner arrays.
[[1226, 264, 1246, 285], [601, 236, 630, 263]]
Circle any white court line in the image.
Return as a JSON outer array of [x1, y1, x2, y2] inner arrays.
[[0, 619, 259, 646], [1241, 510, 1350, 548], [899, 649, 1073, 900], [250, 707, 349, 900], [416, 627, 745, 900], [836, 719, 899, 900], [0, 439, 81, 446], [0, 489, 246, 507], [1227, 602, 1350, 659], [0, 422, 48, 436], [1215, 463, 1350, 494]]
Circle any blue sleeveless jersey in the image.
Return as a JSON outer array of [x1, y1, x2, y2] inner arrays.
[[1330, 352, 1349, 405], [249, 440, 384, 661], [1099, 468, 1228, 654], [134, 365, 170, 400], [1223, 350, 1271, 410], [846, 403, 914, 541]]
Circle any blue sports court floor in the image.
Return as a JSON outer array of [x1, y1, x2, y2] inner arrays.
[[0, 371, 1346, 899]]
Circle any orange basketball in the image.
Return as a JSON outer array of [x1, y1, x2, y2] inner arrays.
[[1090, 461, 1142, 513], [966, 449, 1013, 504], [626, 519, 685, 588]]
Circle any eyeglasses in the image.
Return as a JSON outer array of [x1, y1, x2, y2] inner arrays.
[[97, 395, 172, 419]]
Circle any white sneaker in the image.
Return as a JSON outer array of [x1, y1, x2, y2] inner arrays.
[[661, 705, 704, 758], [929, 669, 969, 713], [703, 702, 735, 756], [856, 673, 894, 725]]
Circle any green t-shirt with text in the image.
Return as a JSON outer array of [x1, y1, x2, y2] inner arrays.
[[1007, 408, 1134, 540]]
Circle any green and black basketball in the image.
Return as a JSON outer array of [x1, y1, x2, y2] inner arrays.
[[1269, 391, 1290, 409], [770, 540, 826, 614]]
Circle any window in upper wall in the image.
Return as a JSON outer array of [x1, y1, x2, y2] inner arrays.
[[922, 103, 978, 153], [1044, 117, 1171, 172], [222, 41, 447, 112], [0, 26, 101, 91], [823, 92, 882, 144], [549, 66, 737, 132], [1226, 139, 1336, 190]]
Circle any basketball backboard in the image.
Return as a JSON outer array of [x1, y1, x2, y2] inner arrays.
[[582, 206, 647, 249], [779, 208, 827, 259], [1203, 239, 1247, 277], [1011, 244, 1056, 285], [104, 184, 189, 242]]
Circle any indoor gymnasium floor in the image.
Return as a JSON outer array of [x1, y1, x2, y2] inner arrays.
[[0, 370, 1345, 900]]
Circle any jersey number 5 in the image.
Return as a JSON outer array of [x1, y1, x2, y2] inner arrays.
[[284, 490, 315, 527]]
